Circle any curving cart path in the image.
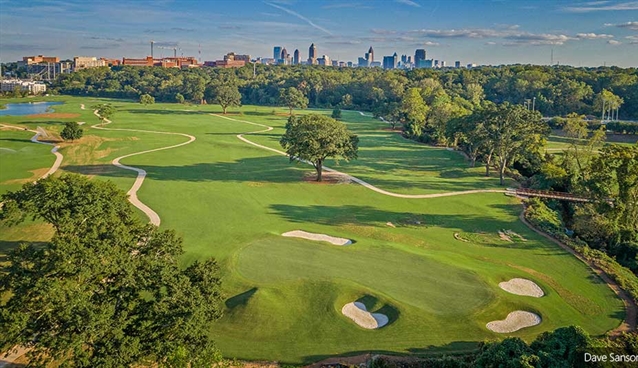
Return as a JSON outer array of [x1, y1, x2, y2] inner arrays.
[[0, 124, 63, 180], [91, 110, 195, 226], [211, 114, 507, 199]]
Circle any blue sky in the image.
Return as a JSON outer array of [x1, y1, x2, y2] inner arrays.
[[1, 0, 637, 67]]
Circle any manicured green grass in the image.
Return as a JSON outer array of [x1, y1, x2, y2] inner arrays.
[[0, 97, 625, 364], [0, 129, 55, 195]]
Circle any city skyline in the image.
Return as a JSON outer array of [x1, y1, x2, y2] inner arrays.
[[1, 0, 637, 67]]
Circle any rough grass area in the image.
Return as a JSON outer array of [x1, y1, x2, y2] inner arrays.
[[0, 97, 625, 364]]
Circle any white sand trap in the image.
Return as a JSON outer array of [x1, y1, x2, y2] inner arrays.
[[487, 311, 541, 333], [342, 302, 389, 329], [505, 230, 527, 241], [454, 232, 469, 242], [282, 230, 352, 246], [386, 222, 396, 228], [498, 231, 513, 242], [499, 278, 544, 297]]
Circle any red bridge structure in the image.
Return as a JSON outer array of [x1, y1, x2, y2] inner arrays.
[[507, 188, 611, 203]]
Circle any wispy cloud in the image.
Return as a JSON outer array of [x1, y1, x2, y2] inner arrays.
[[322, 2, 371, 9], [265, 2, 332, 35], [562, 1, 638, 12], [604, 21, 638, 30], [626, 35, 638, 43], [608, 39, 622, 45], [395, 0, 421, 7], [575, 33, 614, 39], [504, 33, 572, 45]]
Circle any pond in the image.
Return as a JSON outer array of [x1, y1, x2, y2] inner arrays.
[[0, 101, 64, 116]]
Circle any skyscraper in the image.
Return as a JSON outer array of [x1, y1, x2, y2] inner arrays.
[[274, 46, 282, 61], [414, 49, 426, 68], [293, 49, 300, 65], [383, 53, 398, 69], [308, 43, 317, 64], [455, 61, 461, 68], [366, 46, 374, 63]]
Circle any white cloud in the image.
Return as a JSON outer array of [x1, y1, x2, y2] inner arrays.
[[264, 2, 332, 35], [575, 33, 614, 39], [608, 39, 621, 45], [604, 21, 638, 30], [563, 1, 638, 12], [395, 0, 421, 8]]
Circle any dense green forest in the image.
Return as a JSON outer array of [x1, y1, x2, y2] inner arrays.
[[50, 64, 638, 120]]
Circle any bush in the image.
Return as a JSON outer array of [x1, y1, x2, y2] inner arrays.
[[331, 108, 342, 120]]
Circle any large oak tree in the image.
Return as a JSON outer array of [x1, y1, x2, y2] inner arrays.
[[280, 114, 358, 181], [0, 175, 223, 367]]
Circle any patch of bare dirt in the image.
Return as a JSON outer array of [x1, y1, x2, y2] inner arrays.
[[302, 171, 352, 184], [26, 113, 81, 119]]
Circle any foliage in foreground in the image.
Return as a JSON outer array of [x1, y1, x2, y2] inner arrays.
[[0, 175, 223, 367], [370, 327, 638, 368], [524, 197, 638, 304]]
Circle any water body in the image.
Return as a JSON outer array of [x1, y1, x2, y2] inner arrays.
[[0, 101, 63, 116]]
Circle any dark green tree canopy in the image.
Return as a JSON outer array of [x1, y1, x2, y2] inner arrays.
[[92, 103, 116, 123], [279, 86, 308, 115], [280, 114, 358, 181], [213, 85, 241, 114], [60, 121, 83, 142], [0, 175, 223, 367]]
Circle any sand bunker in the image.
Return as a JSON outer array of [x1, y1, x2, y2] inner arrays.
[[504, 230, 527, 241], [341, 302, 389, 329], [499, 278, 544, 297], [386, 222, 396, 228], [454, 232, 470, 242], [487, 311, 541, 333], [498, 231, 513, 242], [282, 230, 352, 246]]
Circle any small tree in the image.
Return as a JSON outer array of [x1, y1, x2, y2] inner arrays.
[[92, 103, 116, 123], [213, 85, 241, 114], [332, 108, 342, 120], [140, 94, 155, 105], [60, 121, 83, 142], [280, 114, 359, 181], [279, 87, 308, 115], [175, 93, 185, 104]]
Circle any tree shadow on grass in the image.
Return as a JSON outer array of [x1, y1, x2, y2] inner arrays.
[[62, 157, 305, 184], [301, 340, 479, 366], [225, 287, 258, 309], [126, 109, 209, 116]]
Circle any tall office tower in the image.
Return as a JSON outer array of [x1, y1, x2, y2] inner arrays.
[[367, 46, 374, 63], [382, 53, 398, 69], [455, 61, 461, 68], [434, 59, 439, 68], [401, 54, 407, 64], [308, 43, 317, 64], [280, 48, 288, 60], [414, 48, 426, 68], [293, 49, 300, 65], [274, 46, 282, 61]]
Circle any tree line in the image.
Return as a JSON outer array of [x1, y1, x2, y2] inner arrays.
[[50, 64, 638, 120]]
